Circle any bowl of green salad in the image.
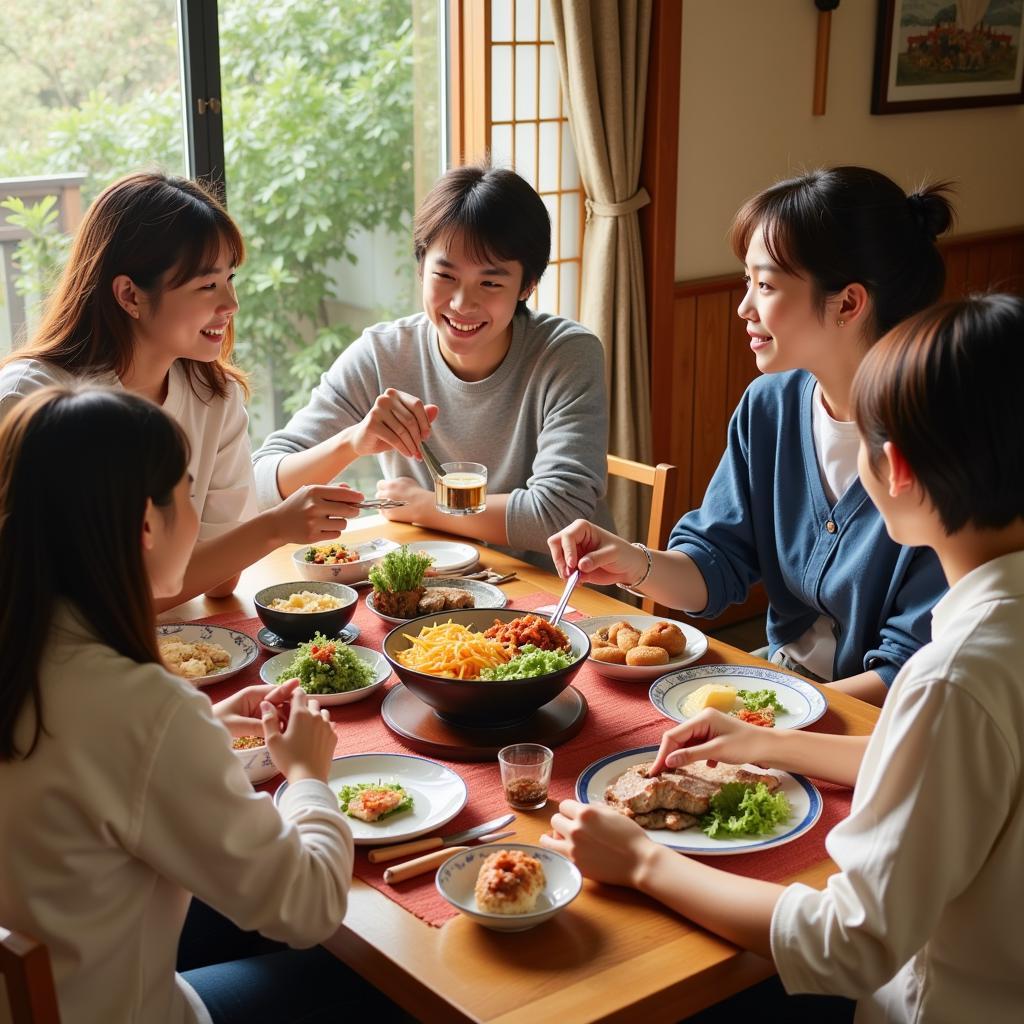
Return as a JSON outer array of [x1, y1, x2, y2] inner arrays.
[[260, 632, 391, 706]]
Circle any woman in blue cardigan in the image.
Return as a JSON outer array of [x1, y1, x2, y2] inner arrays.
[[549, 167, 954, 706]]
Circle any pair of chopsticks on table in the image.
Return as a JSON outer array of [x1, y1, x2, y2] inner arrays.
[[369, 813, 516, 885]]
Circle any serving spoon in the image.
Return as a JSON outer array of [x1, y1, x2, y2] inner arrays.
[[548, 568, 580, 626]]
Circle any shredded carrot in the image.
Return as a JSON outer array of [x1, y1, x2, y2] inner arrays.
[[395, 621, 512, 679]]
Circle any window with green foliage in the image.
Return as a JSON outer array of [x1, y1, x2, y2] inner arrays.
[[0, 0, 443, 498]]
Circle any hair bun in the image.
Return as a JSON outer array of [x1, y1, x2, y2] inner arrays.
[[907, 185, 955, 241]]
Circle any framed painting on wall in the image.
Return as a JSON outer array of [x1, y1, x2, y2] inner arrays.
[[872, 0, 1024, 113]]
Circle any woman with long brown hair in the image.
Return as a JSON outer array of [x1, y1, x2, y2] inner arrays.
[[0, 172, 363, 608], [0, 386, 405, 1022]]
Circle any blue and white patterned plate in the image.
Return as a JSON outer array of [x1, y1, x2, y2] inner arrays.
[[649, 663, 828, 730], [156, 623, 258, 687], [575, 745, 823, 856]]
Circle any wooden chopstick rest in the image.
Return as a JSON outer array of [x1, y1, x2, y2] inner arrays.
[[383, 846, 468, 885], [368, 836, 443, 864]]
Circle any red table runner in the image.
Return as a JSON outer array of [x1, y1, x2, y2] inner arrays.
[[197, 593, 852, 927]]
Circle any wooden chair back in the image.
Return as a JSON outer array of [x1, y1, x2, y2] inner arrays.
[[0, 927, 60, 1024], [606, 455, 678, 614]]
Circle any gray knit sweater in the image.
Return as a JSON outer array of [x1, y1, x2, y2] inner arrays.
[[253, 309, 612, 560]]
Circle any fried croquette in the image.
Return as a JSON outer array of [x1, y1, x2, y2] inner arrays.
[[625, 645, 669, 667], [638, 622, 687, 656], [591, 645, 628, 664]]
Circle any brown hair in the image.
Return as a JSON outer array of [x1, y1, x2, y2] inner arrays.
[[0, 386, 189, 760], [852, 294, 1024, 534], [731, 167, 955, 339], [413, 165, 550, 316], [3, 171, 248, 400]]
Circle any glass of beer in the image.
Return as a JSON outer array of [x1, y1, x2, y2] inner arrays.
[[435, 461, 487, 515]]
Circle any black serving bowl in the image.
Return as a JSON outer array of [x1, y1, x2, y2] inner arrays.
[[382, 607, 591, 726], [254, 581, 358, 644]]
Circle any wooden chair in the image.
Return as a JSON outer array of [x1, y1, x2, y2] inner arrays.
[[606, 454, 679, 614], [0, 927, 60, 1024]]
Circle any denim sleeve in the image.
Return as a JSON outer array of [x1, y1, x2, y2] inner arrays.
[[863, 545, 947, 686], [667, 399, 761, 617]]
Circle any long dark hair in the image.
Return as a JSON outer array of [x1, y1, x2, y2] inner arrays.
[[2, 171, 248, 400], [0, 386, 189, 760], [731, 166, 956, 339]]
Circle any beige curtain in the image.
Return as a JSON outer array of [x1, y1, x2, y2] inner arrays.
[[550, 0, 654, 542]]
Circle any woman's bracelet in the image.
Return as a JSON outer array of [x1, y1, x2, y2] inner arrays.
[[616, 542, 653, 597]]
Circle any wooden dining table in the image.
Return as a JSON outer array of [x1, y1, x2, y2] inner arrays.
[[164, 519, 880, 1024]]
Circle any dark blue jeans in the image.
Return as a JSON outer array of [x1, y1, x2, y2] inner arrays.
[[178, 899, 414, 1024]]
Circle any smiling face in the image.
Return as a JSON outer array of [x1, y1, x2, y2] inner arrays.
[[133, 237, 239, 366], [737, 225, 840, 376], [421, 232, 533, 381]]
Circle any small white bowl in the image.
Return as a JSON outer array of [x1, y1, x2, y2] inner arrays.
[[232, 741, 278, 784], [292, 537, 400, 584], [435, 843, 582, 932], [259, 645, 391, 705]]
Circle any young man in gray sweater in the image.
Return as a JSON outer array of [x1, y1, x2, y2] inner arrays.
[[253, 166, 612, 564]]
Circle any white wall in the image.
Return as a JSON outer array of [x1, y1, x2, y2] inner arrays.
[[676, 0, 1024, 280]]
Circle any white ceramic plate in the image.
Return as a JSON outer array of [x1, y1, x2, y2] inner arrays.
[[275, 753, 468, 845], [649, 664, 828, 730], [574, 614, 709, 682], [156, 623, 258, 687], [293, 537, 400, 584], [409, 540, 479, 574], [436, 843, 583, 932], [364, 578, 508, 625], [258, 645, 391, 705], [576, 745, 822, 856]]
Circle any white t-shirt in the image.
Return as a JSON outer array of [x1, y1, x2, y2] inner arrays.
[[777, 385, 861, 679], [0, 357, 257, 540], [771, 550, 1024, 1022], [0, 605, 354, 1023]]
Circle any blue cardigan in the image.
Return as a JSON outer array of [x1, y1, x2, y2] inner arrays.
[[668, 370, 947, 686]]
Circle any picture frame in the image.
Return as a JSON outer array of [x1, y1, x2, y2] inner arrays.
[[872, 0, 1024, 114]]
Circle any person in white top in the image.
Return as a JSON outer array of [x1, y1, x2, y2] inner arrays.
[[0, 172, 364, 611], [541, 295, 1024, 1022], [0, 386, 410, 1023]]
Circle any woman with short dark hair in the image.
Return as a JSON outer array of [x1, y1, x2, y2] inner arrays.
[[253, 164, 613, 564]]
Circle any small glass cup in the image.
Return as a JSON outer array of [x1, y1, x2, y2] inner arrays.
[[435, 461, 487, 516], [498, 743, 554, 810]]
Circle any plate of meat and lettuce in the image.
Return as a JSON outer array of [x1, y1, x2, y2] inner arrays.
[[575, 745, 822, 855]]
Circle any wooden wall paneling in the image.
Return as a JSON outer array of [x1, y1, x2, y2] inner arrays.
[[964, 243, 993, 293], [987, 239, 1015, 290], [942, 245, 969, 299], [665, 294, 697, 513], [1010, 234, 1024, 285], [690, 291, 733, 501]]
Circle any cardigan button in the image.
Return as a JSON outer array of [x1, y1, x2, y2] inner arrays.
[[825, 519, 837, 534]]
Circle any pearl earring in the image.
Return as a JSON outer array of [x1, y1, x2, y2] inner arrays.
[[836, 319, 846, 327]]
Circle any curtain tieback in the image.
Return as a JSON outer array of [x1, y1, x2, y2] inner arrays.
[[585, 187, 651, 223]]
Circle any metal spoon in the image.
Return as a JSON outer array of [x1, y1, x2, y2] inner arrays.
[[419, 440, 445, 484], [548, 568, 580, 626]]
